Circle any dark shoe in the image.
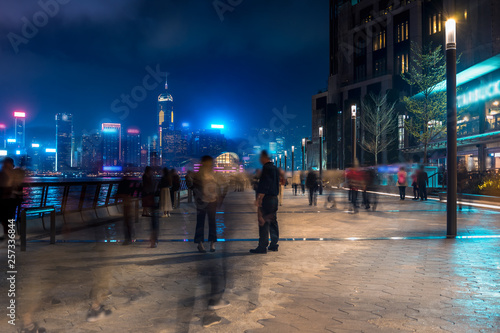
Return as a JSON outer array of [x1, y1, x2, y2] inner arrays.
[[208, 299, 230, 310], [86, 305, 112, 322], [150, 241, 158, 248], [210, 242, 216, 252], [268, 246, 279, 252], [249, 247, 267, 254], [197, 243, 207, 253], [122, 239, 134, 246], [20, 323, 46, 333], [202, 313, 222, 327]]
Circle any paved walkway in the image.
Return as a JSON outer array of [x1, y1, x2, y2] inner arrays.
[[1, 189, 499, 332]]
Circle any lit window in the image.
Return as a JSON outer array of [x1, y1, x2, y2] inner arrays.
[[373, 30, 386, 51], [396, 21, 409, 43]]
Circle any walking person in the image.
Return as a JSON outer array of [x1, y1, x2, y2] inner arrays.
[[300, 171, 306, 195], [250, 151, 280, 254], [142, 166, 159, 248], [116, 175, 135, 245], [0, 157, 20, 242], [170, 169, 181, 209], [159, 168, 173, 217], [397, 166, 408, 200], [193, 156, 219, 253], [306, 169, 318, 206], [411, 170, 419, 200], [292, 170, 300, 196], [278, 168, 286, 206], [417, 165, 428, 201]]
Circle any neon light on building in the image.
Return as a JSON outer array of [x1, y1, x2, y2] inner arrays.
[[46, 148, 56, 153], [127, 129, 140, 134], [32, 143, 40, 148], [7, 139, 16, 143], [211, 124, 224, 129], [457, 79, 500, 107], [103, 166, 123, 172], [13, 111, 26, 118], [0, 150, 7, 156]]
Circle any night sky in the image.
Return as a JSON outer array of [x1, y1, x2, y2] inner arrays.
[[0, 0, 328, 145]]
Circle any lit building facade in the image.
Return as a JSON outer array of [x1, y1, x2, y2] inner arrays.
[[124, 128, 141, 169], [81, 131, 102, 173], [14, 111, 26, 149], [322, 0, 500, 169], [158, 79, 174, 163], [55, 113, 74, 172], [191, 129, 227, 158], [101, 123, 122, 170]]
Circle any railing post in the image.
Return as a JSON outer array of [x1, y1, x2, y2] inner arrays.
[[50, 209, 56, 245], [105, 184, 113, 206], [20, 210, 26, 252], [78, 184, 87, 212]]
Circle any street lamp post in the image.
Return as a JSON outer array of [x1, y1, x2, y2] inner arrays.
[[351, 105, 357, 167], [284, 150, 287, 171], [319, 126, 324, 195], [279, 154, 282, 168], [291, 146, 295, 178], [446, 19, 457, 237], [302, 138, 306, 170]]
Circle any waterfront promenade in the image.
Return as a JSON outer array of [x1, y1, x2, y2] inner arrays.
[[1, 189, 499, 332]]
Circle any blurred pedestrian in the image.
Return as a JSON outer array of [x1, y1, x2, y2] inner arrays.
[[417, 165, 428, 201], [397, 166, 408, 200], [306, 169, 318, 206], [141, 166, 155, 217], [0, 157, 17, 241], [171, 169, 181, 208], [278, 168, 286, 206], [250, 150, 280, 254], [116, 175, 134, 245], [159, 168, 173, 217], [411, 169, 419, 200], [193, 156, 219, 253], [300, 170, 306, 195], [292, 170, 300, 195]]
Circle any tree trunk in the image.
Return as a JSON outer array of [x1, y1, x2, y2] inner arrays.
[[424, 145, 428, 164]]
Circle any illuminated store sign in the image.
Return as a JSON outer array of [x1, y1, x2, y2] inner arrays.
[[457, 80, 500, 107]]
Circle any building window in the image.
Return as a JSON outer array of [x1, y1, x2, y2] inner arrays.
[[373, 58, 386, 76], [429, 13, 442, 35], [396, 53, 409, 74], [396, 20, 409, 43], [398, 115, 406, 149], [373, 30, 386, 51], [355, 64, 367, 81]]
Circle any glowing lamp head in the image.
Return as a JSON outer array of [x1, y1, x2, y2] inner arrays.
[[445, 19, 456, 50], [31, 143, 40, 148], [45, 148, 56, 153], [14, 111, 26, 118], [351, 105, 357, 119], [211, 124, 224, 129], [292, 146, 295, 153], [319, 126, 324, 137], [302, 138, 306, 147]]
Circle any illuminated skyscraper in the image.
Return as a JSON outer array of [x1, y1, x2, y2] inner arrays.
[[101, 123, 122, 171], [124, 128, 141, 169], [55, 113, 74, 172], [81, 131, 102, 173], [14, 111, 26, 148], [0, 123, 5, 149], [158, 78, 174, 163]]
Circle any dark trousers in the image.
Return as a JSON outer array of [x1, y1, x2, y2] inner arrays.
[[150, 208, 159, 242], [195, 201, 217, 243], [293, 184, 298, 195], [0, 199, 17, 236], [418, 183, 427, 200], [301, 184, 305, 194], [413, 185, 419, 199], [258, 196, 279, 249], [308, 186, 317, 205], [399, 186, 406, 200], [170, 189, 176, 208]]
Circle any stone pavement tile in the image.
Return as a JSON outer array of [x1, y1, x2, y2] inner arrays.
[[251, 319, 302, 332]]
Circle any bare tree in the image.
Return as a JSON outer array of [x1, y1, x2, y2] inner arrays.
[[360, 93, 397, 165]]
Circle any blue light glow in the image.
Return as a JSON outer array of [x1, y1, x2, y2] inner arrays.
[[102, 128, 118, 133], [211, 124, 224, 129], [45, 148, 56, 153], [15, 150, 20, 155], [103, 166, 123, 172], [7, 139, 16, 143]]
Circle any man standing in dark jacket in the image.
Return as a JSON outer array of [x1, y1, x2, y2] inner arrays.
[[250, 151, 280, 254]]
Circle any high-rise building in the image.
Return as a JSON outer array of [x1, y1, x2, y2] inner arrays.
[[158, 78, 174, 162], [55, 113, 74, 172], [191, 129, 227, 157], [81, 131, 102, 173], [101, 123, 122, 171], [124, 128, 141, 169], [323, 0, 500, 169], [0, 123, 5, 149], [14, 111, 26, 148]]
